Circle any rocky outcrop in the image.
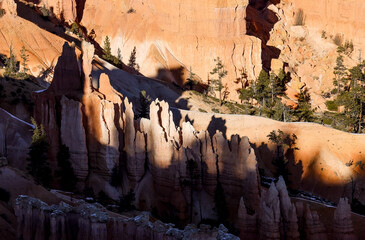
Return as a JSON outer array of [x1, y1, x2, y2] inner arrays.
[[34, 41, 262, 225], [333, 198, 356, 240], [0, 108, 33, 170], [15, 195, 240, 240]]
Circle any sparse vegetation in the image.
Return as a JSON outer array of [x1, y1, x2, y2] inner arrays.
[[128, 46, 140, 71], [0, 8, 6, 18], [4, 44, 17, 78], [325, 100, 338, 111], [294, 9, 305, 26], [321, 30, 327, 39], [333, 34, 343, 46], [70, 22, 83, 38], [210, 57, 228, 105], [27, 118, 52, 188], [127, 8, 136, 14]]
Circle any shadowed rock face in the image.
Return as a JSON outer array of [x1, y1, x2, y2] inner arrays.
[[15, 195, 240, 240], [30, 41, 365, 239], [34, 41, 262, 226]]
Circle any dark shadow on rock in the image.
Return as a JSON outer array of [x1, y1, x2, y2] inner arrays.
[[207, 116, 227, 139], [14, 0, 81, 47], [246, 0, 281, 71]]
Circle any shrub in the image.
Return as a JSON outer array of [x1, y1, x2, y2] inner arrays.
[[325, 100, 338, 111], [127, 8, 136, 14], [294, 9, 305, 26], [321, 30, 327, 39], [0, 8, 5, 18], [40, 5, 51, 18], [333, 34, 343, 46]]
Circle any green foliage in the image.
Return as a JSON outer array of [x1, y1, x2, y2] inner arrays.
[[20, 46, 29, 78], [128, 46, 139, 71], [135, 90, 151, 119], [56, 144, 77, 192], [255, 70, 271, 107], [40, 5, 51, 18], [325, 100, 338, 111], [119, 189, 135, 212], [294, 88, 314, 122], [117, 48, 122, 64], [102, 36, 113, 61], [4, 45, 17, 77], [294, 9, 305, 26], [332, 59, 365, 132], [210, 57, 228, 105], [70, 22, 83, 37], [27, 118, 52, 187]]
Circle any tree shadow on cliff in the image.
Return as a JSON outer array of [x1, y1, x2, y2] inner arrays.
[[207, 116, 227, 139], [246, 0, 281, 71]]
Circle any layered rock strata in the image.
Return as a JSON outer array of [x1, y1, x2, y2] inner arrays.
[[34, 41, 261, 225]]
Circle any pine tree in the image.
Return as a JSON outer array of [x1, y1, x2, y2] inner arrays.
[[255, 70, 271, 110], [210, 57, 228, 105], [295, 87, 314, 122], [333, 53, 347, 93], [186, 66, 196, 90], [117, 48, 122, 64], [27, 118, 52, 187], [134, 90, 151, 119], [4, 44, 17, 77], [57, 144, 77, 191], [128, 46, 139, 71], [102, 36, 112, 61], [20, 46, 29, 78]]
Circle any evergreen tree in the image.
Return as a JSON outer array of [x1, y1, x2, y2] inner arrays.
[[20, 46, 29, 77], [4, 44, 17, 77], [186, 66, 196, 90], [210, 57, 228, 105], [102, 36, 112, 61], [27, 118, 52, 187], [135, 90, 151, 119], [56, 144, 77, 191], [255, 70, 271, 112], [295, 87, 314, 122], [239, 85, 254, 104], [128, 46, 139, 71], [333, 53, 347, 93], [117, 48, 122, 64]]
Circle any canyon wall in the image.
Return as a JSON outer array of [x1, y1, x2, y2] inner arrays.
[[33, 41, 261, 226], [286, 0, 365, 53]]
